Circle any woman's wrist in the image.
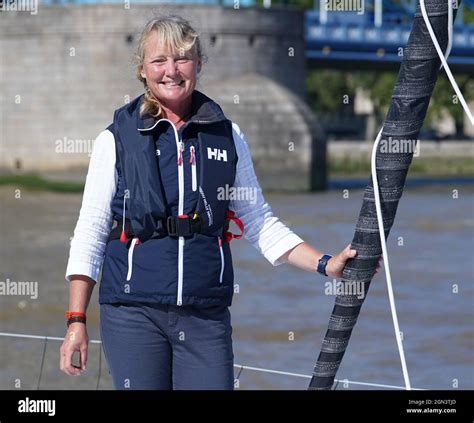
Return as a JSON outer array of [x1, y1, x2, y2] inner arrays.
[[68, 278, 94, 323], [65, 311, 87, 327]]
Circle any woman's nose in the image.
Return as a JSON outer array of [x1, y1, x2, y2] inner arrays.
[[165, 59, 179, 77]]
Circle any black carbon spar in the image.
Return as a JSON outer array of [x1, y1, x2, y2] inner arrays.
[[309, 0, 460, 390]]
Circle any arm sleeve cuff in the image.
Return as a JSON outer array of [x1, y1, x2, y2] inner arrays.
[[264, 233, 305, 266], [65, 262, 100, 284]]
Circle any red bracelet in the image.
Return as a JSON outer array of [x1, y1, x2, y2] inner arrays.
[[65, 311, 86, 320]]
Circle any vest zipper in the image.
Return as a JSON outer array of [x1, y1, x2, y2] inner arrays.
[[176, 137, 185, 306], [190, 145, 197, 192], [218, 237, 224, 283]]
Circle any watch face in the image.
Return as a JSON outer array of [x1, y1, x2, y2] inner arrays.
[[317, 255, 331, 276], [317, 258, 326, 275]]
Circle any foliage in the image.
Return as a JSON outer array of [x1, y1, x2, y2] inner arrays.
[[306, 69, 355, 115], [307, 68, 473, 133], [0, 173, 84, 193]]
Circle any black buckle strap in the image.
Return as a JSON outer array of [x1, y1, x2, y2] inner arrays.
[[107, 215, 201, 242], [166, 215, 201, 237]]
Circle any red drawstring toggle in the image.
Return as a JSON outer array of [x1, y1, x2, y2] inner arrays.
[[189, 146, 195, 164], [120, 230, 139, 245], [223, 210, 244, 243]]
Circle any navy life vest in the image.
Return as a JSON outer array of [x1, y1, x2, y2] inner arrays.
[[99, 91, 240, 307]]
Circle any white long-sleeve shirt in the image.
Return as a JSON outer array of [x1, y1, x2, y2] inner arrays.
[[65, 122, 304, 283]]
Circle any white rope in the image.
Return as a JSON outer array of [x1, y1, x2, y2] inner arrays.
[[440, 0, 453, 70], [420, 0, 474, 125], [371, 129, 412, 390], [368, 0, 473, 392], [0, 331, 425, 390]]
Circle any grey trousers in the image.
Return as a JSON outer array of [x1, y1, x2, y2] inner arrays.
[[100, 302, 234, 390]]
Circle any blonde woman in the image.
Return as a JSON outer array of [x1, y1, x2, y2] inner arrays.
[[60, 15, 372, 390]]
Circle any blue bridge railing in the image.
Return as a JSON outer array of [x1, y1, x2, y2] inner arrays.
[[40, 0, 256, 5], [305, 11, 474, 66]]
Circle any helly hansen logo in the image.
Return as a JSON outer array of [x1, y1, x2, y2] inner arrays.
[[207, 147, 227, 162]]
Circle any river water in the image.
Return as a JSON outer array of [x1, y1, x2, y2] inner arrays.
[[0, 182, 473, 390]]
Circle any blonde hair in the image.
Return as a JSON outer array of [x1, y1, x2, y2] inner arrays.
[[135, 15, 205, 118]]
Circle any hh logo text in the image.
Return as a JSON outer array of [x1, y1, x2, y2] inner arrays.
[[207, 147, 227, 162]]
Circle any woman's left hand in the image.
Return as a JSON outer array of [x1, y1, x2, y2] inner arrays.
[[325, 244, 382, 279]]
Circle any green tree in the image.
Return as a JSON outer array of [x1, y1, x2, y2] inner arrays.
[[428, 75, 474, 136], [465, 4, 474, 23], [306, 69, 355, 116], [286, 0, 313, 7], [350, 71, 398, 122]]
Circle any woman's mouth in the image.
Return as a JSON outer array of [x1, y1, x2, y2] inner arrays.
[[160, 80, 185, 86]]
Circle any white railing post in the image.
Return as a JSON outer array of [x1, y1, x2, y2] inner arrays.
[[320, 0, 327, 25], [374, 0, 383, 28]]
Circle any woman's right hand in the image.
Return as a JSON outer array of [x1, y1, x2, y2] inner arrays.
[[60, 323, 89, 376]]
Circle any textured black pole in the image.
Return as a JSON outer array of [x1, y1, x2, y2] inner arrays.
[[309, 0, 458, 390]]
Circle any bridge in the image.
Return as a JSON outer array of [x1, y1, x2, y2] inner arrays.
[[38, 0, 474, 73], [305, 0, 474, 73]]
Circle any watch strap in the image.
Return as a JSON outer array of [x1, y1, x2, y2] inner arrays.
[[317, 254, 332, 277]]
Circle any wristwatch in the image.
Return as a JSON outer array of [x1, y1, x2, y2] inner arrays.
[[317, 254, 332, 277]]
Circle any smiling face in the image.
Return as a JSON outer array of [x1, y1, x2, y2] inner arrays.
[[140, 33, 201, 109]]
